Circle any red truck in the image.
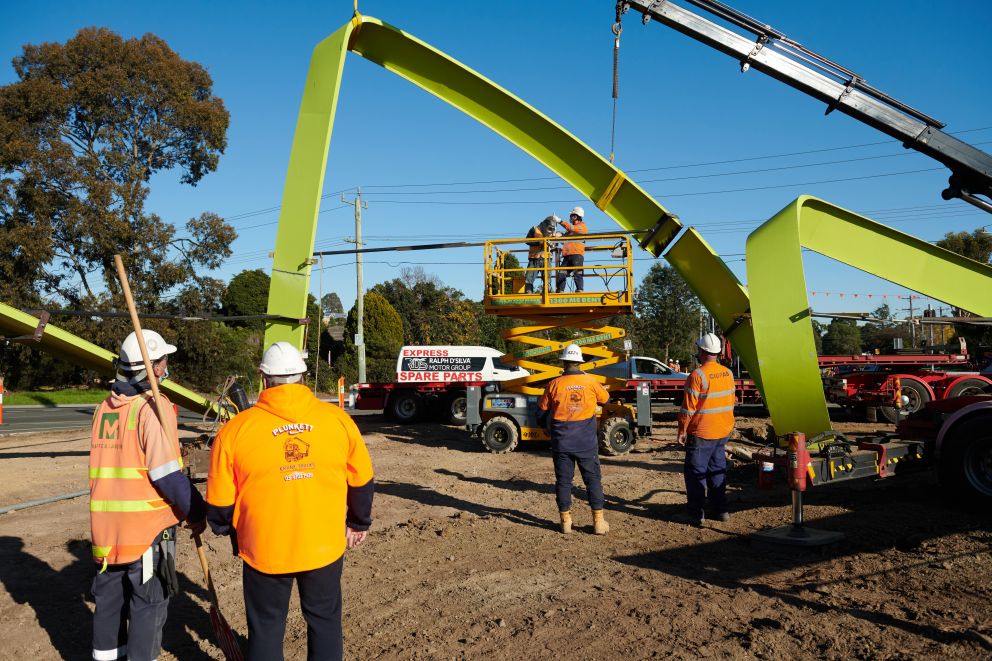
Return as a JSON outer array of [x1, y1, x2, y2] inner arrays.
[[821, 352, 992, 423]]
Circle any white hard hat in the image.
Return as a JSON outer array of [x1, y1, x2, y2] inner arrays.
[[569, 206, 585, 219], [119, 330, 176, 368], [259, 341, 308, 376], [560, 343, 584, 362], [696, 333, 722, 355]]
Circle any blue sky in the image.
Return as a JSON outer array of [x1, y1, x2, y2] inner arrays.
[[3, 1, 991, 319]]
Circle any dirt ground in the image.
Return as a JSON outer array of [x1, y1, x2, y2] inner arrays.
[[1, 408, 991, 660]]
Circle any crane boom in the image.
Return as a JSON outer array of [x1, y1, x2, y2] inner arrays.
[[620, 0, 992, 213]]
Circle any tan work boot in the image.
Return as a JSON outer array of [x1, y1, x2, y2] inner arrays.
[[559, 511, 573, 534], [592, 509, 610, 535]]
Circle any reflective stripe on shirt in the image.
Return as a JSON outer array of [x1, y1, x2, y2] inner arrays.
[[148, 459, 181, 481]]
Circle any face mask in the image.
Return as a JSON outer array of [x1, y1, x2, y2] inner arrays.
[[160, 368, 170, 382]]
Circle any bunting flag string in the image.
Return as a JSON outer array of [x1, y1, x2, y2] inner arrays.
[[807, 291, 922, 300]]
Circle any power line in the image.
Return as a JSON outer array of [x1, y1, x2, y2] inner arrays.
[[190, 125, 992, 230]]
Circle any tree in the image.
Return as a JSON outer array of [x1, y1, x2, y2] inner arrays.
[[321, 292, 343, 316], [936, 227, 992, 348], [859, 303, 912, 353], [822, 319, 862, 355], [936, 229, 992, 265], [222, 269, 270, 329], [0, 27, 233, 307], [373, 274, 481, 346], [337, 291, 403, 383], [810, 320, 825, 354], [634, 263, 701, 362]]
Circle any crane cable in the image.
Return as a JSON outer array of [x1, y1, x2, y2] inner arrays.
[[610, 6, 623, 164]]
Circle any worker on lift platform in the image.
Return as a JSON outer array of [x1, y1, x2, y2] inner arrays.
[[556, 206, 588, 293], [524, 214, 559, 294]]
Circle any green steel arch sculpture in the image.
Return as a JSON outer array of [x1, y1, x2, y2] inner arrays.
[[264, 13, 992, 439]]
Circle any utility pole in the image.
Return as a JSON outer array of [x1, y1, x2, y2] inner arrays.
[[342, 188, 368, 383], [900, 296, 917, 348]]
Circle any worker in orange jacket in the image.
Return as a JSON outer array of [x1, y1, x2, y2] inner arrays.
[[538, 343, 611, 535], [89, 330, 206, 661], [676, 333, 736, 526], [207, 342, 374, 661], [556, 206, 588, 293]]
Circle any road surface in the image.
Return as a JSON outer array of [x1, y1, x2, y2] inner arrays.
[[0, 405, 210, 435]]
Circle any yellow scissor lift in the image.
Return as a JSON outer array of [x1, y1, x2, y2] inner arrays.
[[466, 233, 653, 454]]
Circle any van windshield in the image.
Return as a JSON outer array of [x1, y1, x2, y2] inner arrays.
[[493, 356, 515, 371]]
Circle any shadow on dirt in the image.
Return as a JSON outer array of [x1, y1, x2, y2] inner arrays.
[[376, 479, 556, 531], [434, 468, 682, 522], [613, 507, 984, 647], [0, 535, 235, 660]]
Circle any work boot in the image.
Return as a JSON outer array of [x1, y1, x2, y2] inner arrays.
[[559, 511, 572, 535], [592, 509, 609, 535]]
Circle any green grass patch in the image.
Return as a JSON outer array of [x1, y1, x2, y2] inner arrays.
[[4, 388, 109, 406]]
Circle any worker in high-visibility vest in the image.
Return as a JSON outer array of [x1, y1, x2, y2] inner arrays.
[[207, 342, 374, 660], [524, 214, 558, 294], [556, 206, 588, 293], [89, 330, 206, 661], [676, 333, 736, 526], [538, 343, 611, 535]]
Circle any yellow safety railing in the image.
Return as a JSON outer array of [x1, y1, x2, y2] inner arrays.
[[483, 233, 634, 315]]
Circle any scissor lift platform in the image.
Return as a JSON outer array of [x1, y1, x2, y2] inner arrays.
[[482, 233, 635, 394]]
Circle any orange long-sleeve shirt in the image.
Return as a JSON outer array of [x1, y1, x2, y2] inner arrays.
[[677, 361, 736, 440]]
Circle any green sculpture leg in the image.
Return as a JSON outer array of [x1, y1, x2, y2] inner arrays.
[[263, 20, 357, 350], [747, 195, 992, 437]]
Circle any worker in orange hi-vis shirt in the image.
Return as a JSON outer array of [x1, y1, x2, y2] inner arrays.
[[206, 342, 374, 661], [555, 206, 588, 293], [538, 343, 610, 535], [90, 330, 206, 661], [676, 333, 736, 527]]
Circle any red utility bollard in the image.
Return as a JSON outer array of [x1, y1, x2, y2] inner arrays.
[[787, 432, 810, 491]]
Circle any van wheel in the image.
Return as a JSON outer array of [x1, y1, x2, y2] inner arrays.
[[481, 417, 519, 454], [599, 417, 634, 456], [445, 393, 468, 426], [388, 391, 423, 423]]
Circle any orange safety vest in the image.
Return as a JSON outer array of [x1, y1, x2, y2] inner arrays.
[[89, 393, 182, 565], [677, 361, 736, 440], [561, 220, 587, 256]]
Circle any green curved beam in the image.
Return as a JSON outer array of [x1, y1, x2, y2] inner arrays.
[[266, 14, 992, 440], [263, 15, 702, 348], [747, 195, 992, 435]]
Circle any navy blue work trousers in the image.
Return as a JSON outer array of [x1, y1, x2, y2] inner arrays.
[[556, 254, 584, 292], [90, 545, 170, 661], [553, 450, 605, 512], [243, 555, 344, 661], [683, 435, 729, 519]]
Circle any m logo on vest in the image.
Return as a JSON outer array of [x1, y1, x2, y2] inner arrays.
[[98, 412, 120, 440]]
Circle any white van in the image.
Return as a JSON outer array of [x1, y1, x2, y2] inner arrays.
[[396, 346, 529, 383]]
